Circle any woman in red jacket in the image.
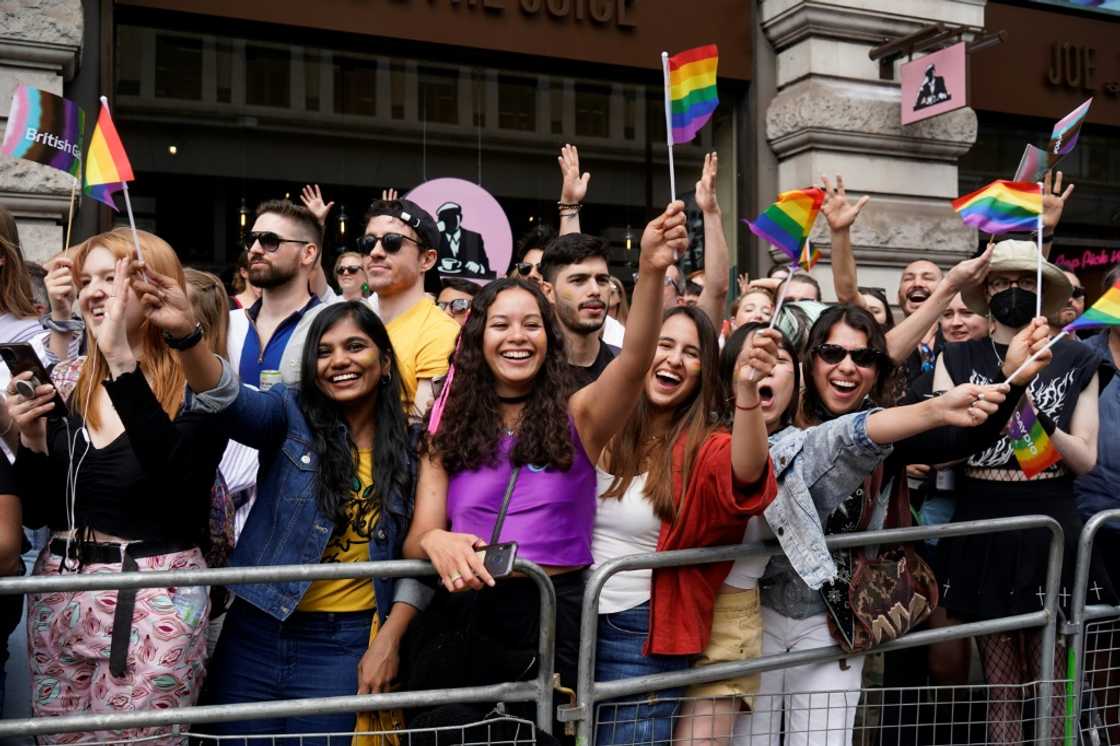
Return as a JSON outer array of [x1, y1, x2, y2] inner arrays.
[[591, 305, 779, 746]]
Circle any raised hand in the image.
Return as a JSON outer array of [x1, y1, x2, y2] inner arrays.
[[300, 184, 334, 226], [1002, 317, 1054, 385], [45, 255, 77, 320], [130, 262, 197, 339], [935, 382, 1009, 428], [96, 258, 137, 376], [640, 201, 688, 272], [381, 188, 398, 202], [736, 328, 780, 391], [820, 175, 870, 233], [694, 152, 720, 214], [737, 272, 750, 295], [558, 144, 590, 205], [946, 240, 995, 293], [1042, 170, 1075, 232]]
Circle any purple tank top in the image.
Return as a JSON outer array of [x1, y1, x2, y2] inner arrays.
[[446, 419, 596, 567]]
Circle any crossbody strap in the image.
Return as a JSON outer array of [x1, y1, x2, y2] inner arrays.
[[489, 466, 522, 546]]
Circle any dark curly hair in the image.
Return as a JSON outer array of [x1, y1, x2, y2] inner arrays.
[[801, 304, 899, 425], [298, 301, 412, 530], [426, 278, 576, 473]]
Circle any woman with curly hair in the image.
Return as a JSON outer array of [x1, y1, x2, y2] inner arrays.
[[402, 202, 688, 710]]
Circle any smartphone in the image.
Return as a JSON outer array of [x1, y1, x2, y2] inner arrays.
[[0, 344, 67, 415], [477, 542, 518, 579]]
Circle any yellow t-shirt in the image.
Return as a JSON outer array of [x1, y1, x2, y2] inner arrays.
[[385, 296, 460, 408], [298, 450, 379, 612]]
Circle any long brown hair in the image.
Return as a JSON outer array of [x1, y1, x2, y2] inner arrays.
[[0, 206, 40, 318], [600, 306, 722, 523], [70, 228, 187, 430], [185, 268, 230, 360]]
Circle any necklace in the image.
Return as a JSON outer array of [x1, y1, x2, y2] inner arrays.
[[497, 391, 532, 404], [990, 337, 1004, 367]]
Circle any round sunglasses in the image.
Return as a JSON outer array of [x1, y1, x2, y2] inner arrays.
[[357, 232, 423, 255], [813, 343, 882, 368]]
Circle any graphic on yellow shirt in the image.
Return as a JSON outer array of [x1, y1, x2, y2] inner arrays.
[[298, 450, 379, 612]]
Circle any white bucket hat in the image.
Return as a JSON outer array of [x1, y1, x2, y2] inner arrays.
[[961, 239, 1072, 320]]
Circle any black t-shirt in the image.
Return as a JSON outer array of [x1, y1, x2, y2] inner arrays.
[[941, 337, 1100, 472], [568, 341, 618, 390]]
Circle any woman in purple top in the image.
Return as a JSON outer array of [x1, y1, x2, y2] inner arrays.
[[403, 201, 688, 708]]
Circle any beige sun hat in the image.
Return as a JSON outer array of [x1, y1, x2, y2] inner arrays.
[[961, 239, 1072, 320]]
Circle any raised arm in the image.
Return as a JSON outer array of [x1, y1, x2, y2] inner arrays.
[[865, 381, 1008, 444], [885, 243, 994, 365], [693, 153, 730, 330], [557, 144, 589, 236], [570, 201, 688, 461], [43, 254, 82, 362], [729, 327, 778, 484], [820, 175, 870, 307]]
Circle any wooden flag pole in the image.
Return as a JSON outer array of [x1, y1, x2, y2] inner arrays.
[[1036, 181, 1044, 319], [63, 175, 78, 250], [660, 52, 677, 202]]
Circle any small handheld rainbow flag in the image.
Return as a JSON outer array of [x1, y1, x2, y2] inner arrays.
[[1008, 398, 1062, 478], [83, 98, 133, 209], [666, 45, 719, 144], [744, 188, 824, 266], [951, 179, 1042, 235], [1064, 280, 1120, 332]]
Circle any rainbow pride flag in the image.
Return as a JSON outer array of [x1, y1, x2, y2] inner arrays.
[[1, 85, 85, 178], [83, 100, 133, 209], [1064, 280, 1120, 332], [1008, 398, 1062, 478], [1049, 97, 1092, 156], [799, 240, 821, 272], [745, 188, 824, 265], [951, 179, 1042, 235], [667, 45, 718, 144]]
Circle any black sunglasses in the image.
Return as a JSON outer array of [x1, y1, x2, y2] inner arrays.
[[1071, 287, 1086, 299], [515, 262, 540, 276], [245, 231, 308, 253], [357, 232, 423, 255], [813, 343, 882, 368], [438, 298, 472, 314], [336, 265, 363, 276]]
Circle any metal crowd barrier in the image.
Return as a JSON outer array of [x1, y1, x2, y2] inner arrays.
[[0, 558, 557, 741], [1068, 508, 1120, 746], [560, 515, 1066, 746]]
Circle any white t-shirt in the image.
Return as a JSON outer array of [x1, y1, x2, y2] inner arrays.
[[591, 468, 661, 614], [723, 516, 775, 589]]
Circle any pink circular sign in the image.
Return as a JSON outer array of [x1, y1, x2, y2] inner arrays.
[[405, 178, 513, 281]]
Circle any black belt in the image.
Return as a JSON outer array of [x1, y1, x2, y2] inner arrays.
[[49, 538, 195, 678]]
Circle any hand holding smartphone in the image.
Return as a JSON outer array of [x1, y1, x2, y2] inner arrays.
[[0, 344, 66, 415], [476, 541, 518, 579]]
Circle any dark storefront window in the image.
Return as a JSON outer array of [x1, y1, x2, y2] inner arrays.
[[574, 83, 611, 138], [305, 51, 321, 111], [155, 35, 202, 100], [498, 75, 536, 132], [117, 27, 142, 96], [333, 55, 376, 116], [245, 45, 290, 107], [419, 66, 458, 124], [216, 39, 233, 103]]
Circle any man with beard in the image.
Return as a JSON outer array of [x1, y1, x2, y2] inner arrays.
[[540, 233, 617, 388], [898, 259, 944, 382], [227, 199, 324, 388]]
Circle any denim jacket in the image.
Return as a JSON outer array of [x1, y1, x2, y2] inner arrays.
[[190, 358, 432, 623], [760, 409, 893, 618]]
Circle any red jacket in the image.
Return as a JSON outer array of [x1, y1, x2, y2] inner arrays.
[[645, 430, 777, 656]]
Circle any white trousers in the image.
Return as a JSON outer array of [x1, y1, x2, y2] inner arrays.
[[732, 607, 865, 746]]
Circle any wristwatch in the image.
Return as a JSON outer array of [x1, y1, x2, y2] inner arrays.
[[163, 322, 204, 351]]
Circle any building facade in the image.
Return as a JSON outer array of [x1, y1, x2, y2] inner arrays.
[[1, 0, 1117, 301]]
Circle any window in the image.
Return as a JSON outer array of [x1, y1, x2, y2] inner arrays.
[[472, 70, 486, 127], [333, 54, 376, 115], [550, 83, 564, 135], [498, 75, 535, 131], [419, 66, 458, 124], [216, 39, 233, 103], [155, 34, 202, 100], [390, 63, 407, 120], [575, 83, 610, 138], [623, 88, 637, 140], [116, 26, 143, 96], [245, 45, 290, 108], [305, 51, 321, 111]]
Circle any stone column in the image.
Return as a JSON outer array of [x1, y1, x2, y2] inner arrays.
[[0, 0, 83, 263], [757, 0, 985, 300]]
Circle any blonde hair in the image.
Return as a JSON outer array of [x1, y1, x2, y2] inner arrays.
[[731, 287, 775, 316], [70, 228, 187, 430], [185, 268, 230, 360], [607, 275, 629, 325]]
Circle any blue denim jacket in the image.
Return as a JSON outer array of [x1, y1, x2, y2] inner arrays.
[[191, 358, 432, 622], [760, 410, 893, 618]]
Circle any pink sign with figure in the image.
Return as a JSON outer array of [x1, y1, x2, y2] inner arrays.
[[900, 42, 967, 125], [405, 178, 512, 282]]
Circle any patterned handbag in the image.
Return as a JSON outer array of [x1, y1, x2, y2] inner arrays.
[[820, 466, 940, 653]]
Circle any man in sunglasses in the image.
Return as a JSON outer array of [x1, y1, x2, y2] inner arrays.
[[436, 278, 479, 327], [1057, 270, 1086, 329], [227, 199, 326, 388], [360, 198, 460, 417]]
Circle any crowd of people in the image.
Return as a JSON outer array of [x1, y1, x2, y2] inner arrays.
[[0, 146, 1115, 746]]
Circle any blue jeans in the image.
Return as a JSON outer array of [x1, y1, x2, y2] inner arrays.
[[595, 602, 689, 746], [203, 600, 373, 743]]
